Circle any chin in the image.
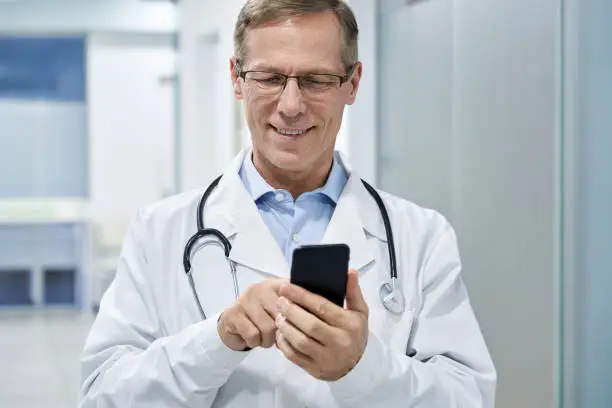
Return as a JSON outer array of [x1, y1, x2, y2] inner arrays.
[[267, 149, 306, 171], [256, 126, 326, 171]]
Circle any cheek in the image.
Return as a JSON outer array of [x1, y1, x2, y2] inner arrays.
[[244, 94, 274, 124], [314, 101, 345, 131]]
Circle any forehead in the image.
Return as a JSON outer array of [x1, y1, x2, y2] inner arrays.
[[243, 11, 344, 72]]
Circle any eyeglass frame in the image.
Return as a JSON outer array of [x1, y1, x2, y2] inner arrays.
[[235, 60, 357, 95]]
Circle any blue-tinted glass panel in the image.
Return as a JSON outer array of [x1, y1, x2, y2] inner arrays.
[[0, 36, 86, 101], [0, 270, 31, 306], [0, 102, 88, 197], [44, 268, 76, 305]]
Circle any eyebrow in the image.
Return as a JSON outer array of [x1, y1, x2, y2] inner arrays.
[[247, 64, 344, 75]]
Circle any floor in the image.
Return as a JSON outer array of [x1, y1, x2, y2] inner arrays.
[[0, 309, 94, 408]]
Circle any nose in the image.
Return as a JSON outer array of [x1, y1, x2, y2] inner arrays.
[[277, 78, 306, 118]]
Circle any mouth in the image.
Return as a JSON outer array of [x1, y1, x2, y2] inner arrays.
[[270, 125, 314, 138]]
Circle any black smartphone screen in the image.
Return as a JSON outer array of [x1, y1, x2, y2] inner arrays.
[[290, 244, 350, 307]]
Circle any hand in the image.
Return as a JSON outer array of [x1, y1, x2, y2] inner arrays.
[[218, 279, 287, 351], [275, 269, 369, 381]]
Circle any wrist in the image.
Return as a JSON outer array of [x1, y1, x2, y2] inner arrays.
[[332, 335, 368, 381], [328, 332, 388, 402]]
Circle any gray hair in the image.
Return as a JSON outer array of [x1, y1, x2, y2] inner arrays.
[[234, 0, 359, 70]]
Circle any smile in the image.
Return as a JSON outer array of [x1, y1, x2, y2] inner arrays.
[[272, 126, 314, 137]]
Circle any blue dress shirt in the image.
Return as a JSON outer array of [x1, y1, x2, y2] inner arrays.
[[239, 152, 348, 264]]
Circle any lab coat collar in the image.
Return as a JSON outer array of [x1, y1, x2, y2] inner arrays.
[[332, 152, 388, 243], [321, 152, 388, 272], [203, 150, 288, 278], [205, 148, 387, 278]]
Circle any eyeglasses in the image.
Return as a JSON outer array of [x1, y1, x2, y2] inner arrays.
[[237, 63, 356, 99]]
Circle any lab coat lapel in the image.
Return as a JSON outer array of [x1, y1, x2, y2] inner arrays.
[[204, 149, 289, 279], [229, 205, 290, 278], [204, 149, 385, 278], [320, 157, 387, 272]]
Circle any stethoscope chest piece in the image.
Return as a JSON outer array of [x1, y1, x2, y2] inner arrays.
[[379, 278, 406, 315]]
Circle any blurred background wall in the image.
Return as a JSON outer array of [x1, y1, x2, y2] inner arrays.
[[378, 1, 560, 406], [0, 2, 178, 406], [0, 0, 610, 407], [562, 0, 612, 406]]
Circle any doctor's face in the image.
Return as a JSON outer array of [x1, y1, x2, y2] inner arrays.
[[230, 11, 362, 176]]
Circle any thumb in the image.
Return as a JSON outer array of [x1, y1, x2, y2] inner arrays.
[[345, 269, 368, 314]]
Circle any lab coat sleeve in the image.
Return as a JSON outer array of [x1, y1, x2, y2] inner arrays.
[[328, 219, 497, 407], [79, 210, 248, 408]]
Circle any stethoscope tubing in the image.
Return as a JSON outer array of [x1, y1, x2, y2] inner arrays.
[[182, 175, 404, 321]]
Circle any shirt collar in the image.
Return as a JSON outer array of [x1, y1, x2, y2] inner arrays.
[[239, 151, 273, 202], [317, 152, 347, 203], [239, 150, 347, 203]]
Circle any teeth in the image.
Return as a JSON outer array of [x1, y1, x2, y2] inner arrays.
[[276, 128, 308, 136]]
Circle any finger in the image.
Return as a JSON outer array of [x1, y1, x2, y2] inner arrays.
[[276, 330, 314, 369], [245, 279, 288, 317], [279, 283, 345, 326], [232, 311, 262, 349], [266, 278, 290, 295], [275, 312, 324, 356], [260, 287, 282, 319], [345, 269, 368, 314], [277, 296, 336, 345], [244, 302, 277, 348]]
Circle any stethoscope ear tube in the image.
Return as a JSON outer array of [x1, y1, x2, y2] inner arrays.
[[197, 175, 223, 230]]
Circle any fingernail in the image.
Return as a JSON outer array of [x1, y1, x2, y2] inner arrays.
[[276, 296, 289, 313], [275, 313, 285, 328]]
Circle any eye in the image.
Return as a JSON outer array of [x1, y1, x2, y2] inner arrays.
[[260, 76, 284, 85], [302, 75, 338, 89], [248, 72, 285, 86]]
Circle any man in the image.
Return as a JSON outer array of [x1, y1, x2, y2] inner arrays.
[[80, 1, 496, 407]]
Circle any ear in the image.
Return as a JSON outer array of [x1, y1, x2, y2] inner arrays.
[[346, 61, 363, 106], [230, 57, 244, 100]]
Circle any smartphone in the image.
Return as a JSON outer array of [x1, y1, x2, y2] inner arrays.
[[290, 244, 350, 307]]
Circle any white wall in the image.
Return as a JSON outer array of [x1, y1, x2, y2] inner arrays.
[[0, 0, 175, 34], [377, 0, 561, 407], [0, 101, 88, 198], [87, 33, 176, 241], [452, 1, 560, 407], [378, 0, 454, 218], [347, 0, 377, 183], [177, 0, 244, 192]]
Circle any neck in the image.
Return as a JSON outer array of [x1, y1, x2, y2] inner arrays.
[[252, 150, 334, 199]]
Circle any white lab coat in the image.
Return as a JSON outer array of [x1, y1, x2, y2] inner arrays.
[[80, 149, 496, 408]]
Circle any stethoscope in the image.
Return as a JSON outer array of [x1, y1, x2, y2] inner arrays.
[[182, 175, 406, 321]]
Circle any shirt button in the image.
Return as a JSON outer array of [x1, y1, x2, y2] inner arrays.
[[275, 192, 284, 202], [292, 233, 300, 243]]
